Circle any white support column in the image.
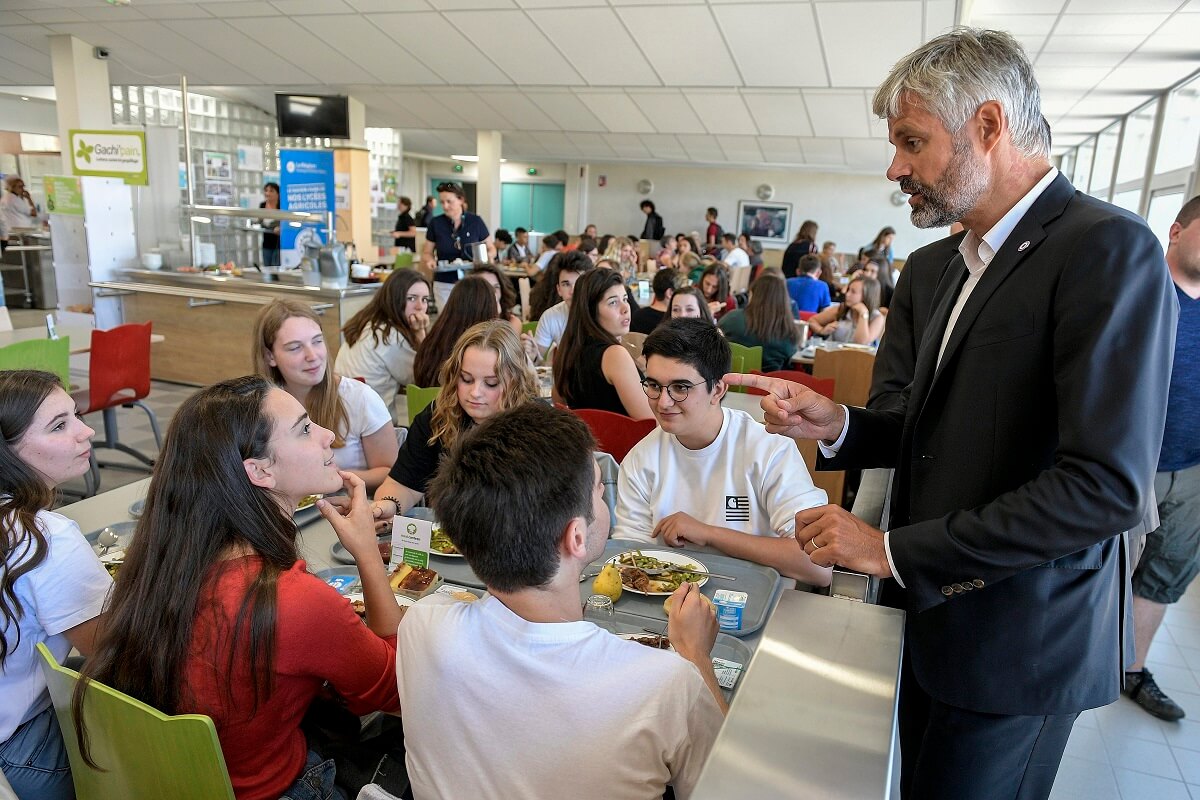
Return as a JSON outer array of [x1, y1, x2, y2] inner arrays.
[[476, 130, 502, 232], [49, 34, 136, 326]]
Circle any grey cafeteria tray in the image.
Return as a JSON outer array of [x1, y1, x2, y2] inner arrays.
[[580, 539, 784, 637], [329, 540, 487, 588], [601, 611, 753, 701]]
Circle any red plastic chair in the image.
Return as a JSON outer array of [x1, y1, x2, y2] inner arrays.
[[797, 310, 818, 321], [72, 323, 161, 474], [743, 369, 835, 400], [571, 408, 657, 463]]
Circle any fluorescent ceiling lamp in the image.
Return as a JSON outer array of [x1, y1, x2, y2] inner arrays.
[[450, 155, 507, 163]]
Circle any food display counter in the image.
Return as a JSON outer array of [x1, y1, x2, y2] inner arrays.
[[59, 479, 903, 796], [89, 269, 381, 385]]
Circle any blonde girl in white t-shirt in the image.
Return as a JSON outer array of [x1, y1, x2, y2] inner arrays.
[[0, 370, 111, 800], [253, 299, 398, 491]]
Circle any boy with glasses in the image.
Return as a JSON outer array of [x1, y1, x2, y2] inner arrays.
[[614, 318, 831, 585]]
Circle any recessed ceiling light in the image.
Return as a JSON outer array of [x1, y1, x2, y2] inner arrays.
[[450, 154, 506, 163], [20, 96, 29, 101]]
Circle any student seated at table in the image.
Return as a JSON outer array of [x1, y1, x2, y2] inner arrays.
[[75, 376, 405, 800], [805, 275, 886, 345], [372, 320, 538, 519], [0, 371, 110, 800], [786, 253, 832, 315], [554, 268, 653, 420], [334, 268, 431, 422], [412, 276, 508, 387], [699, 263, 736, 319], [614, 320, 831, 586], [469, 262, 523, 335], [630, 267, 677, 334], [532, 251, 594, 359], [664, 285, 717, 325], [717, 274, 801, 371], [253, 299, 397, 491], [398, 402, 726, 799]]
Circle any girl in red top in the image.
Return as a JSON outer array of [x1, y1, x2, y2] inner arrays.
[[75, 376, 404, 800]]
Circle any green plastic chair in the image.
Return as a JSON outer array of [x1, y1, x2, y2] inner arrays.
[[406, 384, 440, 426], [394, 251, 414, 270], [521, 320, 538, 334], [0, 336, 70, 387], [35, 643, 235, 800], [727, 343, 763, 392]]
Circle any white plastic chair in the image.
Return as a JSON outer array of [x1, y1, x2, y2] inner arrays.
[[518, 276, 531, 321]]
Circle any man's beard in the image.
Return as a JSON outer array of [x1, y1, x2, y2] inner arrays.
[[899, 134, 989, 229]]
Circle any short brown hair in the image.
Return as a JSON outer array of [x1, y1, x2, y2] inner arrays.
[[1176, 196, 1200, 229]]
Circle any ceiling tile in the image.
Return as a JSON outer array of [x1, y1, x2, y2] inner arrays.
[[428, 0, 518, 7], [72, 5, 146, 21], [1139, 12, 1200, 51], [1064, 0, 1179, 11], [444, 10, 584, 85], [231, 16, 377, 84], [14, 8, 89, 23], [842, 139, 890, 170], [572, 91, 656, 134], [1068, 93, 1153, 116], [527, 7, 659, 86], [713, 3, 827, 88], [970, 0, 1066, 13], [616, 6, 741, 86], [799, 137, 845, 165], [434, 88, 519, 129], [94, 20, 257, 84], [1102, 61, 1200, 91], [525, 89, 606, 131], [136, 4, 214, 18], [566, 132, 617, 158], [531, 131, 582, 157], [1058, 12, 1169, 36], [382, 89, 463, 128], [818, 1, 923, 87], [0, 53, 51, 84], [638, 133, 688, 160], [294, 14, 440, 84], [368, 12, 510, 86], [683, 90, 757, 135], [742, 90, 814, 137], [802, 90, 871, 137], [1041, 34, 1148, 54], [603, 133, 652, 159], [161, 19, 322, 84], [1035, 51, 1126, 68], [1037, 66, 1115, 90], [0, 31, 53, 79], [269, 0, 358, 13], [476, 90, 558, 130], [200, 2, 276, 17], [676, 134, 725, 161], [757, 136, 806, 163], [627, 90, 707, 134], [716, 134, 764, 162], [346, 0, 433, 10], [970, 13, 1058, 35]]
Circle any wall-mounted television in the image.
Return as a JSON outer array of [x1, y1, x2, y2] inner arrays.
[[275, 94, 350, 139]]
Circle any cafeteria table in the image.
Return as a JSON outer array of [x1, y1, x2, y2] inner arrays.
[[58, 472, 904, 799], [0, 325, 165, 355]]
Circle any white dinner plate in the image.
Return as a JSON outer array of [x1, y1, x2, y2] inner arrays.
[[605, 550, 709, 596]]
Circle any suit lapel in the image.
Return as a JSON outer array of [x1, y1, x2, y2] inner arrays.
[[926, 174, 1076, 396], [908, 255, 967, 415]]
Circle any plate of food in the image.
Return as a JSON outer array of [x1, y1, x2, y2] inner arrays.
[[618, 632, 673, 650], [430, 525, 462, 558], [295, 494, 321, 514], [606, 549, 709, 596], [345, 591, 415, 619]]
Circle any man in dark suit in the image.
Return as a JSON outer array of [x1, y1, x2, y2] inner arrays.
[[728, 28, 1177, 800]]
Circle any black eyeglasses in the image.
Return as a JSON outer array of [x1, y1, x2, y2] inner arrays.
[[437, 182, 463, 193], [641, 379, 704, 402]]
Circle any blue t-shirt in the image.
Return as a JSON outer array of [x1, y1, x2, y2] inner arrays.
[[786, 275, 831, 314], [1159, 283, 1200, 472], [426, 212, 490, 282]]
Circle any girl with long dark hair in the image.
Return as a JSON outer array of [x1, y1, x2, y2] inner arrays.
[[335, 268, 431, 419], [807, 275, 886, 345], [74, 376, 403, 800], [663, 285, 717, 326], [554, 269, 652, 419], [0, 371, 108, 800], [718, 274, 802, 371], [411, 276, 506, 387], [253, 299, 397, 491], [699, 263, 735, 319]]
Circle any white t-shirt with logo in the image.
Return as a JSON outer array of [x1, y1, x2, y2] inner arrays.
[[614, 406, 826, 542], [396, 593, 723, 800], [1, 510, 112, 742], [332, 376, 394, 472]]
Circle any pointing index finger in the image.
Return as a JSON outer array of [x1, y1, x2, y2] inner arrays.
[[721, 372, 791, 399]]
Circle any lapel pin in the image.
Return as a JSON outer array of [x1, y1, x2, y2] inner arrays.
[[1018, 241, 1030, 251]]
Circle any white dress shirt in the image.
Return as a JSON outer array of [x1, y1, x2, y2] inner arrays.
[[819, 167, 1060, 587]]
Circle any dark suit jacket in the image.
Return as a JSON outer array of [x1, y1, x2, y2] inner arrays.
[[823, 174, 1177, 715], [641, 212, 664, 241]]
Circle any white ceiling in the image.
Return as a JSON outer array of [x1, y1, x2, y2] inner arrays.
[[1, 0, 1199, 172]]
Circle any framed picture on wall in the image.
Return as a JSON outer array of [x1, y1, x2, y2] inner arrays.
[[736, 200, 792, 245]]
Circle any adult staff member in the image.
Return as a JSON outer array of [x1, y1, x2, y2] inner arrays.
[[729, 29, 1176, 800], [259, 182, 281, 267], [391, 195, 416, 250], [1, 175, 38, 251], [421, 182, 495, 309]]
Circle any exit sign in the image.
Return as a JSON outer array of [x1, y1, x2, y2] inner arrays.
[[527, 167, 538, 175]]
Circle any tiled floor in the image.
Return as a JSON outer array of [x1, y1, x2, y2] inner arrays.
[[19, 309, 1200, 799]]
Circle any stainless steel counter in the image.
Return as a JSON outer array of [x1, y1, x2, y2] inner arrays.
[[693, 590, 904, 799], [110, 268, 382, 301]]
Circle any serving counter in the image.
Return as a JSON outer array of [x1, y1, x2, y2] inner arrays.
[[90, 269, 381, 385]]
